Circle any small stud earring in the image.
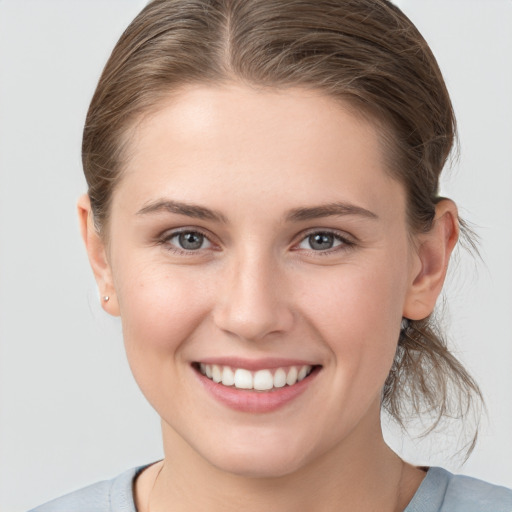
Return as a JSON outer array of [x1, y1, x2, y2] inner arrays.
[[103, 296, 110, 302]]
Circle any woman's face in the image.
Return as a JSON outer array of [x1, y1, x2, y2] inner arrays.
[[98, 85, 425, 477]]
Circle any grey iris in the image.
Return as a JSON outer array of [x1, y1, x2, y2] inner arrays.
[[179, 232, 204, 250], [309, 233, 334, 250]]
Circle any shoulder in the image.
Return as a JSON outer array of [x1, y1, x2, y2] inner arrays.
[[407, 467, 512, 512], [27, 466, 145, 512], [441, 469, 512, 512]]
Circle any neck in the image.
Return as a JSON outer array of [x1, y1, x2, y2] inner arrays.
[[143, 409, 419, 512]]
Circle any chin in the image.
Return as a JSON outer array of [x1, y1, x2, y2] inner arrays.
[[199, 433, 314, 479], [211, 450, 308, 479]]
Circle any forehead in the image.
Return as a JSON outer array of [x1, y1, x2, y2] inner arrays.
[[118, 84, 404, 219]]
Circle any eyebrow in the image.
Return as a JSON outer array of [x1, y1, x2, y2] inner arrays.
[[137, 199, 228, 223], [285, 202, 378, 222], [136, 199, 378, 224]]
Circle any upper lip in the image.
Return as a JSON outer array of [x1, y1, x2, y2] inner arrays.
[[193, 357, 320, 371]]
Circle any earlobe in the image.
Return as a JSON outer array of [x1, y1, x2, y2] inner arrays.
[[403, 199, 459, 321], [77, 194, 120, 316]]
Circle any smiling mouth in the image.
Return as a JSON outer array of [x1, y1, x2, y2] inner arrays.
[[193, 363, 317, 391]]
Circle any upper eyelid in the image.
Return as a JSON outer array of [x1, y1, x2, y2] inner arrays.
[[158, 227, 216, 252], [295, 228, 356, 244], [161, 226, 213, 241], [291, 230, 357, 256]]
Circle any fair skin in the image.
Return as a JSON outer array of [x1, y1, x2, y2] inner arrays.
[[79, 84, 458, 512]]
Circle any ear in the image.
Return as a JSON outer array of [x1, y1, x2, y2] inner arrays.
[[403, 199, 459, 321], [77, 194, 120, 316]]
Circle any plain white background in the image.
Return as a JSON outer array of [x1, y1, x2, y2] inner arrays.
[[0, 1, 511, 510]]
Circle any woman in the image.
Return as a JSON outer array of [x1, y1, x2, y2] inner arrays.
[[29, 0, 512, 511]]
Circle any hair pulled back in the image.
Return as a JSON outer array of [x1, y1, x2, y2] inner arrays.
[[82, 0, 481, 450]]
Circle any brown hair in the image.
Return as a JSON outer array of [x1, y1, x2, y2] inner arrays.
[[82, 0, 482, 451]]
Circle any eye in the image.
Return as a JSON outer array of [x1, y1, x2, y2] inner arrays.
[[297, 231, 349, 251], [167, 230, 212, 251]]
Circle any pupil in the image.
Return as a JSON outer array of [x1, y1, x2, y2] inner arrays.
[[310, 233, 333, 250], [179, 232, 203, 250]]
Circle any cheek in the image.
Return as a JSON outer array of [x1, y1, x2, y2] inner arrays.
[[298, 254, 408, 381], [304, 263, 405, 332], [113, 258, 212, 378]]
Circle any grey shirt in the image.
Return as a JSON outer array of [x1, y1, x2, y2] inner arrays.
[[29, 466, 512, 512]]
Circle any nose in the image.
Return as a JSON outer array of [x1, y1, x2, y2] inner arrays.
[[212, 252, 294, 342]]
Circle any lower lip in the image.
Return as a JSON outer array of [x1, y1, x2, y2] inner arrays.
[[194, 366, 320, 413]]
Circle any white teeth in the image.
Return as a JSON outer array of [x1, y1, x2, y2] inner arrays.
[[253, 370, 273, 391], [199, 363, 314, 390], [297, 366, 308, 381], [221, 366, 235, 386], [273, 368, 287, 388], [286, 366, 298, 386], [234, 368, 253, 389], [211, 364, 222, 383]]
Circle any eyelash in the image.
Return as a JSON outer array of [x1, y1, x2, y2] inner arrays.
[[157, 228, 355, 256], [295, 230, 355, 256], [158, 228, 214, 256]]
